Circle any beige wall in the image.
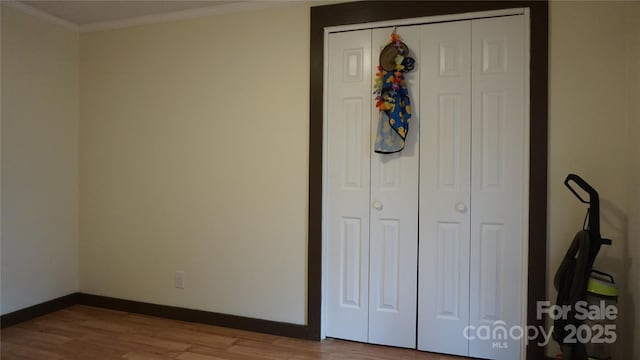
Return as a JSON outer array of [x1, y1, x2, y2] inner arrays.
[[79, 5, 310, 324], [625, 1, 640, 355], [548, 1, 638, 357], [1, 5, 79, 314]]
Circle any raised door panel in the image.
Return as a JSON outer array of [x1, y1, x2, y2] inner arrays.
[[418, 20, 472, 357], [368, 26, 420, 349], [469, 15, 525, 360], [326, 29, 372, 343]]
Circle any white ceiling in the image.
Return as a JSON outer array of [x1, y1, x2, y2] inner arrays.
[[20, 0, 240, 26]]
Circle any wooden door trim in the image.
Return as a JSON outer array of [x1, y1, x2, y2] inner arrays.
[[308, 2, 548, 359]]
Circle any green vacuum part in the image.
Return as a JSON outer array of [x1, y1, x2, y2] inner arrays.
[[586, 277, 617, 297]]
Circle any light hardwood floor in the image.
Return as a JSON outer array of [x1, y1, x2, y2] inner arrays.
[[0, 305, 469, 360]]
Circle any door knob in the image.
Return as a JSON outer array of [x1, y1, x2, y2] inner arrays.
[[455, 202, 467, 213], [373, 201, 383, 210]]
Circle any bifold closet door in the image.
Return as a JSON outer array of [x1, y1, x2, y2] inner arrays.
[[326, 29, 372, 343], [469, 15, 525, 360], [326, 26, 420, 348], [368, 26, 420, 348], [418, 15, 525, 360], [417, 20, 472, 357]]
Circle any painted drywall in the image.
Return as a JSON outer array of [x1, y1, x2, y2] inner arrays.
[[1, 4, 79, 314], [79, 5, 309, 324], [625, 1, 640, 356], [548, 1, 638, 357]]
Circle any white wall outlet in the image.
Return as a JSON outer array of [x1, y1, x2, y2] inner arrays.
[[175, 270, 185, 289]]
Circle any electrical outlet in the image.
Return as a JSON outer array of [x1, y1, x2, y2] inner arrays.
[[175, 271, 185, 289]]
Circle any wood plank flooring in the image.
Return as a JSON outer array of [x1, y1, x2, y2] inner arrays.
[[0, 305, 469, 360]]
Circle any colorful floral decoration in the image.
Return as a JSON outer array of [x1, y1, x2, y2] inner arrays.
[[373, 30, 415, 154]]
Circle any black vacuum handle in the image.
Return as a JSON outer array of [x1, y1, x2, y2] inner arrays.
[[564, 174, 599, 204], [564, 173, 602, 241]]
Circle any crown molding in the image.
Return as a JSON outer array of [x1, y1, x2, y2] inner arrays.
[[2, 1, 316, 34], [78, 1, 299, 33], [3, 0, 79, 31]]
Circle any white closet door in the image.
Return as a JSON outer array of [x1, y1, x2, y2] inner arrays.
[[368, 26, 420, 349], [326, 29, 372, 342], [469, 15, 525, 360], [417, 20, 472, 356]]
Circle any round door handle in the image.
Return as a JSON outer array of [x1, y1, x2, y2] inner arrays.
[[373, 201, 383, 210], [455, 202, 467, 213]]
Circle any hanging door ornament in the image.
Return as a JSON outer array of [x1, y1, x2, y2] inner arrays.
[[373, 30, 416, 154]]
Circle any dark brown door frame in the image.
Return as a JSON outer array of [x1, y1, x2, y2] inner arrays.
[[308, 2, 548, 359]]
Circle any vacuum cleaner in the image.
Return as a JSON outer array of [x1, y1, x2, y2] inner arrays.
[[553, 174, 618, 360]]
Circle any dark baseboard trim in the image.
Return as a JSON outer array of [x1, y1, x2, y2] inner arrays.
[[76, 293, 313, 340], [0, 293, 80, 328], [1, 292, 313, 340]]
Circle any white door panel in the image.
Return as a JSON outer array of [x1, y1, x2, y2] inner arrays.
[[469, 15, 525, 360], [368, 26, 420, 349], [418, 20, 472, 357], [326, 29, 372, 342]]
